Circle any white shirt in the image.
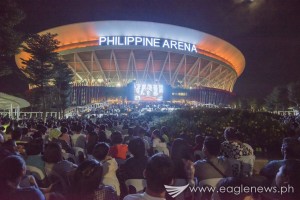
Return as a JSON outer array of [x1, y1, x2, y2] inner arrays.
[[152, 138, 166, 148], [100, 158, 120, 195], [124, 192, 166, 200], [71, 133, 86, 148]]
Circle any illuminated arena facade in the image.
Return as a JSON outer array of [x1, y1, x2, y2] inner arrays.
[[16, 21, 245, 106]]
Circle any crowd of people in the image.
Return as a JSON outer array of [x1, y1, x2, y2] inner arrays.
[[0, 112, 300, 200]]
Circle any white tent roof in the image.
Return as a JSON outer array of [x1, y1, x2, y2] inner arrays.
[[0, 92, 30, 110]]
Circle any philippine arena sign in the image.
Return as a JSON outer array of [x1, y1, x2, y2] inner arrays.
[[99, 36, 197, 53]]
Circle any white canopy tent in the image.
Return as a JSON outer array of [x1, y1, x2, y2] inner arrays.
[[0, 92, 30, 119]]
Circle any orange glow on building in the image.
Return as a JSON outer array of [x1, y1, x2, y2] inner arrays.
[[15, 21, 245, 93]]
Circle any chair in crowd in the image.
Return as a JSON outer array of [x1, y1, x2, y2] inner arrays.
[[226, 157, 242, 177], [62, 152, 77, 164], [239, 155, 256, 177], [154, 146, 170, 156], [115, 158, 126, 165], [172, 179, 190, 200], [72, 147, 85, 157], [47, 170, 72, 195], [198, 178, 223, 188], [72, 147, 85, 163], [253, 159, 269, 175], [26, 165, 46, 181], [194, 150, 205, 161], [197, 178, 224, 200], [125, 179, 147, 194]]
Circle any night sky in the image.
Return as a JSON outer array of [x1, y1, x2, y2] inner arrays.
[[13, 0, 300, 99]]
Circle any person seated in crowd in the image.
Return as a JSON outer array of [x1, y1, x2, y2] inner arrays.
[[49, 129, 74, 154], [151, 129, 168, 156], [1, 139, 19, 155], [160, 126, 170, 144], [33, 124, 47, 140], [11, 128, 27, 155], [260, 137, 300, 183], [0, 126, 5, 143], [86, 131, 99, 159], [234, 131, 255, 177], [98, 130, 111, 144], [171, 138, 194, 179], [274, 159, 300, 200], [221, 127, 253, 159], [99, 124, 112, 140], [237, 132, 254, 155], [122, 137, 148, 181], [123, 153, 175, 200], [21, 127, 33, 143], [134, 128, 150, 156], [194, 136, 240, 181], [193, 134, 205, 160], [119, 120, 128, 129], [59, 127, 72, 147], [178, 130, 191, 144], [212, 177, 255, 200], [25, 138, 45, 176], [92, 142, 120, 196], [122, 121, 129, 131], [68, 159, 118, 200], [0, 155, 45, 200], [109, 131, 128, 163], [124, 127, 135, 145], [42, 142, 77, 193], [70, 124, 86, 149], [26, 123, 38, 136]]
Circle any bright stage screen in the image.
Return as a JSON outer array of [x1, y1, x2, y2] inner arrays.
[[134, 83, 163, 101]]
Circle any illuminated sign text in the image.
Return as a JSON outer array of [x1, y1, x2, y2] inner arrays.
[[99, 36, 197, 53]]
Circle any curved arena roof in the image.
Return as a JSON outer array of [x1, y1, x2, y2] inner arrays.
[[15, 21, 245, 92]]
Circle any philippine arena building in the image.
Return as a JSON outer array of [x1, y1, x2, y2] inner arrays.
[[16, 21, 245, 106]]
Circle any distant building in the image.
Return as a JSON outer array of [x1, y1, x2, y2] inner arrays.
[[16, 21, 245, 105]]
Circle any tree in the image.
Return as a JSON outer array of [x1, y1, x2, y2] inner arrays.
[[265, 86, 289, 112], [265, 94, 275, 111], [21, 33, 60, 119], [0, 0, 25, 76], [288, 81, 300, 111], [53, 60, 73, 117]]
